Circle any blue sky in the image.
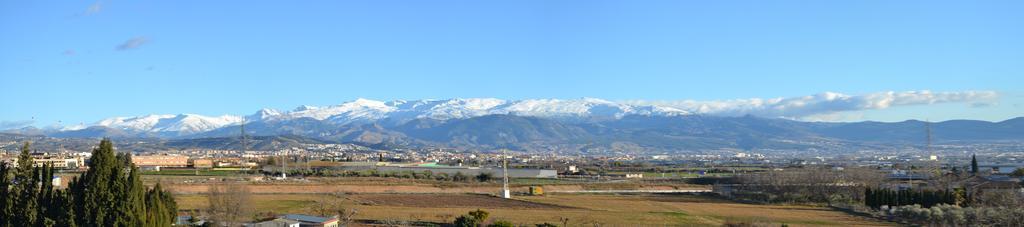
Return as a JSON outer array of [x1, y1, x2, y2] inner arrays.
[[1, 0, 1022, 128]]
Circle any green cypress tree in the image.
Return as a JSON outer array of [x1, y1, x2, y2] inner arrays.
[[38, 164, 56, 227], [67, 138, 177, 227], [878, 189, 885, 207], [120, 155, 148, 227], [107, 152, 130, 227], [13, 142, 40, 226], [863, 187, 872, 208], [971, 154, 979, 174], [55, 189, 78, 227], [0, 160, 12, 227], [162, 186, 178, 226], [73, 138, 119, 226], [145, 183, 177, 227]]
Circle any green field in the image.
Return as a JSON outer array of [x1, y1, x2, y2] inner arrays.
[[142, 169, 250, 176]]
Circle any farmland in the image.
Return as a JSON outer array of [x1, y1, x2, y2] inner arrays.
[[170, 181, 891, 226]]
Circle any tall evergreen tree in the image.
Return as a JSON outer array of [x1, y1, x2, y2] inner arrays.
[[116, 154, 148, 227], [0, 139, 181, 227], [68, 138, 179, 227], [12, 142, 40, 226], [38, 164, 56, 227], [56, 184, 78, 227], [971, 154, 979, 174], [73, 138, 120, 226], [0, 160, 12, 227], [145, 183, 177, 227]]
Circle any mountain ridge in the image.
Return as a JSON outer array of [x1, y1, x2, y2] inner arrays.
[[3, 98, 1020, 153], [12, 114, 1021, 153]]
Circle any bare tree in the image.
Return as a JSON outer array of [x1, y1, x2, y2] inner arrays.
[[734, 167, 883, 205], [207, 182, 254, 225], [973, 189, 1024, 208], [309, 191, 358, 226]]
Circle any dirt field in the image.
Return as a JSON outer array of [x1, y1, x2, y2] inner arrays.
[[349, 193, 572, 209], [175, 193, 892, 226], [159, 177, 707, 195]]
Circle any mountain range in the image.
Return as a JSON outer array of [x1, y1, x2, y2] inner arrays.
[[5, 98, 1023, 153]]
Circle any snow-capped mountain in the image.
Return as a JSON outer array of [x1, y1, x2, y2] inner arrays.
[[19, 99, 1024, 152], [87, 114, 244, 135], [254, 98, 689, 124], [57, 98, 690, 136]]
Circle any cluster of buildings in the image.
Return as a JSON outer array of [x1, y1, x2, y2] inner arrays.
[[0, 152, 88, 169], [0, 152, 262, 171], [177, 214, 339, 227], [131, 155, 259, 170], [336, 161, 558, 178]]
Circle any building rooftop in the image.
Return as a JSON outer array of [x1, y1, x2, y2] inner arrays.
[[280, 214, 337, 223]]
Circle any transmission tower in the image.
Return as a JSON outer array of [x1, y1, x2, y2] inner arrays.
[[502, 149, 511, 199], [241, 121, 247, 154]]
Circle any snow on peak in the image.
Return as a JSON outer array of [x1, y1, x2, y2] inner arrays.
[[269, 98, 396, 124], [93, 113, 243, 134], [251, 108, 282, 120], [499, 98, 632, 119], [246, 98, 689, 124], [351, 98, 388, 107], [404, 98, 508, 120], [71, 98, 692, 135]]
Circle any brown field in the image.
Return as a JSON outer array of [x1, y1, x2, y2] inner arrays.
[[156, 176, 707, 194], [349, 193, 573, 209], [175, 192, 891, 226]]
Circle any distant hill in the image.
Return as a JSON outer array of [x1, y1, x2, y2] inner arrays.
[[16, 97, 1019, 153], [163, 134, 336, 151]]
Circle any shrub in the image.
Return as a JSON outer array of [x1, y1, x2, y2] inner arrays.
[[453, 172, 469, 182], [477, 172, 494, 182], [469, 209, 490, 221], [488, 220, 514, 227], [453, 215, 479, 227]]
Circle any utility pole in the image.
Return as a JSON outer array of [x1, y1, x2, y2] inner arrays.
[[926, 120, 938, 176], [241, 121, 247, 154], [502, 149, 511, 199], [281, 154, 287, 179]]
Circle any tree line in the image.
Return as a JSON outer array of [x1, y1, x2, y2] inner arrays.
[[731, 167, 885, 204], [864, 187, 963, 209], [276, 168, 496, 182], [885, 204, 1024, 226], [0, 139, 178, 227]]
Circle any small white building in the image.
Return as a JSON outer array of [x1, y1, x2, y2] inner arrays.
[[244, 218, 300, 227]]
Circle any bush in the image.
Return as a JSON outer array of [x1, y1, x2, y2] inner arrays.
[[453, 172, 469, 182], [454, 209, 491, 227], [476, 172, 494, 182], [435, 173, 450, 181], [488, 220, 514, 227], [887, 204, 1024, 226], [453, 215, 479, 227], [469, 209, 489, 221]]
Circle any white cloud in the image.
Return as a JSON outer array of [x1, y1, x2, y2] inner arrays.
[[623, 90, 999, 120], [116, 37, 149, 51], [86, 1, 103, 15]]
